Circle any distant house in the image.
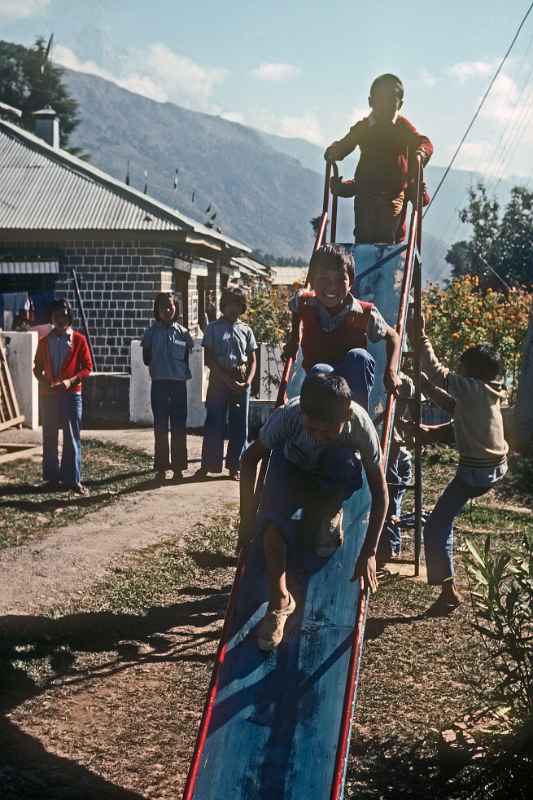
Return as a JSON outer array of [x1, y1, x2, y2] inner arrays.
[[0, 110, 269, 371], [270, 266, 307, 290]]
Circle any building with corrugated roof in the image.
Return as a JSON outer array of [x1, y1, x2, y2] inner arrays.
[[0, 110, 269, 371]]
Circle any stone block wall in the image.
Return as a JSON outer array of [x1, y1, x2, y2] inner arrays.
[[54, 240, 183, 372]]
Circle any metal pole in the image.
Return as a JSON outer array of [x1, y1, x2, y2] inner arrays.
[[71, 269, 97, 371], [413, 167, 424, 577]]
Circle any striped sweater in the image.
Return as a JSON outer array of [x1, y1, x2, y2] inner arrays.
[[421, 336, 508, 468]]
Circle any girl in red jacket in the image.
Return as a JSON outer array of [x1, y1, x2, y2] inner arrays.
[[33, 299, 93, 494]]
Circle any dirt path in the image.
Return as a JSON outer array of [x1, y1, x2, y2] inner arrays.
[[0, 429, 239, 615]]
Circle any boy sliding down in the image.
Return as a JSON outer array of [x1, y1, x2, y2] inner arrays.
[[324, 73, 433, 244], [239, 372, 388, 651], [285, 245, 402, 407], [406, 315, 508, 613]]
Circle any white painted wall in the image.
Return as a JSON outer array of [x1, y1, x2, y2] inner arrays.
[[130, 338, 207, 428], [0, 331, 39, 429]]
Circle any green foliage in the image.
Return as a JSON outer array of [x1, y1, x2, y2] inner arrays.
[[423, 275, 531, 401], [446, 182, 533, 288], [0, 37, 81, 151], [244, 286, 291, 346], [252, 249, 308, 267], [464, 534, 533, 735]]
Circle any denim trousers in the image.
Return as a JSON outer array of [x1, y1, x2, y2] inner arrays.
[[201, 378, 250, 472], [309, 347, 376, 410], [151, 380, 188, 471], [41, 391, 82, 487], [424, 474, 491, 585], [377, 485, 407, 562], [257, 447, 363, 545]]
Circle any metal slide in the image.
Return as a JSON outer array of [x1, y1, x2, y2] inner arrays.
[[183, 164, 424, 800]]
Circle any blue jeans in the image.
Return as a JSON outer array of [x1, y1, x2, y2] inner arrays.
[[424, 475, 490, 585], [41, 392, 82, 487], [151, 380, 188, 471], [201, 378, 250, 473], [309, 348, 375, 410], [257, 447, 363, 545]]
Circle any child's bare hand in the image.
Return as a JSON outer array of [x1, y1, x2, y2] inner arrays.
[[352, 554, 378, 594], [384, 370, 402, 397]]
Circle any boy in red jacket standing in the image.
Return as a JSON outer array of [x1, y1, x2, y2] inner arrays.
[[33, 299, 93, 494], [324, 73, 433, 244]]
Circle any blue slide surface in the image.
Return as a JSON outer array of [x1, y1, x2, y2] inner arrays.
[[189, 244, 407, 800]]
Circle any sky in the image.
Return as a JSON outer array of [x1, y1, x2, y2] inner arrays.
[[2, 0, 533, 182]]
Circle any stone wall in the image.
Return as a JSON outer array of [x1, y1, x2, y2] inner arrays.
[[54, 240, 182, 372]]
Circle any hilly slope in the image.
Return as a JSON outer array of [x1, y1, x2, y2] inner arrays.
[[64, 68, 450, 282]]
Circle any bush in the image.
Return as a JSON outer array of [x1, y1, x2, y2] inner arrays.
[[464, 534, 533, 737]]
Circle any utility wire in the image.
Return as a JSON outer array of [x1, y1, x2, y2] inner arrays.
[[425, 1, 533, 215]]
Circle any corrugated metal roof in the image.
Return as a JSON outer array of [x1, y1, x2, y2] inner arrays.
[[232, 255, 271, 278], [0, 120, 252, 253], [0, 261, 59, 274], [271, 266, 307, 286]]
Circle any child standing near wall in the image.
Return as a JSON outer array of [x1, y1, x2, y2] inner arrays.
[[33, 299, 93, 494], [197, 286, 257, 481], [142, 292, 194, 483]]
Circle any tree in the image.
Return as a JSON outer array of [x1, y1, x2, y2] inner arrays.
[[423, 275, 531, 402], [0, 38, 80, 151], [446, 182, 533, 289]]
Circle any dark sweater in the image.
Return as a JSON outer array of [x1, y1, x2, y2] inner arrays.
[[326, 114, 433, 196]]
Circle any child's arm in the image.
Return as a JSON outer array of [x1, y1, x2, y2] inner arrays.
[[244, 350, 257, 386], [204, 347, 240, 390], [406, 313, 449, 389], [352, 459, 388, 592], [239, 438, 268, 548], [141, 329, 152, 367], [283, 311, 301, 360], [324, 122, 362, 162], [421, 372, 456, 415], [383, 324, 402, 395]]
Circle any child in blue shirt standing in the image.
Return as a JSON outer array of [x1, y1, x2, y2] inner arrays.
[[197, 286, 257, 481], [142, 292, 194, 483]]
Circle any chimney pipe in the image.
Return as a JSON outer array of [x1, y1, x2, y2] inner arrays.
[[33, 106, 60, 149]]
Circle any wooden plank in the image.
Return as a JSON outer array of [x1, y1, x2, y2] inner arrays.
[[189, 244, 409, 800], [0, 415, 25, 432], [0, 445, 40, 464], [0, 339, 21, 420]]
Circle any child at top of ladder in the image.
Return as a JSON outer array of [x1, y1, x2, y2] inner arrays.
[[324, 73, 433, 244], [284, 244, 402, 407]]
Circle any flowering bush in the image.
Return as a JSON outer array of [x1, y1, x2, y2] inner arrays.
[[423, 276, 531, 401]]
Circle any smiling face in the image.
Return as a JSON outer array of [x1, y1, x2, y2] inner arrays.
[[311, 265, 351, 310], [51, 309, 70, 335], [158, 295, 176, 324]]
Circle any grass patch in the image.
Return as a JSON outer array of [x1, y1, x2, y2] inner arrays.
[[0, 439, 153, 549]]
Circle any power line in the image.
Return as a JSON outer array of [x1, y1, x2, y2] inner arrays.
[[425, 1, 533, 215]]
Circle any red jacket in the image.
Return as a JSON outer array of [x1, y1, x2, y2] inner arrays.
[[327, 114, 433, 197], [298, 294, 374, 371], [34, 329, 93, 395]]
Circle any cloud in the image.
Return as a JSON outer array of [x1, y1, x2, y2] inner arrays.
[[54, 43, 227, 109], [0, 0, 49, 20], [220, 111, 246, 124], [252, 63, 300, 81], [448, 60, 495, 82], [257, 112, 324, 145], [481, 72, 520, 122], [417, 68, 437, 88]]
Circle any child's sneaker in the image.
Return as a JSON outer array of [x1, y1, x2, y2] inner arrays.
[[257, 594, 296, 651], [315, 509, 344, 557]]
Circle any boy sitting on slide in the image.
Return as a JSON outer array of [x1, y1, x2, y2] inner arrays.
[[239, 372, 388, 651], [284, 245, 401, 408]]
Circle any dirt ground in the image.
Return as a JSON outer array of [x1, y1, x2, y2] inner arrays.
[[1, 434, 531, 799]]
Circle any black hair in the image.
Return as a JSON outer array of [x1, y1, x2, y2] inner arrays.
[[308, 244, 355, 285], [300, 372, 352, 424], [48, 298, 73, 324], [460, 344, 505, 383], [220, 286, 247, 314], [153, 292, 178, 322], [369, 73, 404, 103]]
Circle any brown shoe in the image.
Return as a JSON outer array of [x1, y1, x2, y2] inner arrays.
[[315, 509, 344, 558], [257, 594, 296, 651]]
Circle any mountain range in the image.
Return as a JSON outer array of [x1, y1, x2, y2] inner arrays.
[[62, 68, 519, 285]]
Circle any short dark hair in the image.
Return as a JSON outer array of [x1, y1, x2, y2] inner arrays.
[[220, 286, 247, 314], [300, 372, 352, 424], [48, 298, 73, 324], [308, 245, 355, 285], [460, 344, 505, 383], [369, 73, 404, 103], [153, 292, 178, 322]]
